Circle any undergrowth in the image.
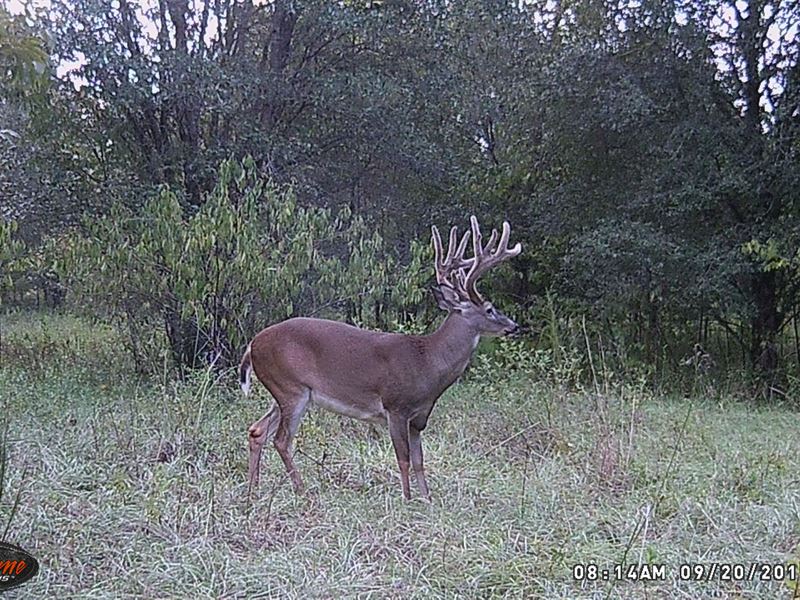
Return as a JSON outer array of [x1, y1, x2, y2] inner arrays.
[[0, 311, 799, 598]]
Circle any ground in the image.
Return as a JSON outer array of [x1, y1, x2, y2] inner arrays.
[[0, 312, 798, 598]]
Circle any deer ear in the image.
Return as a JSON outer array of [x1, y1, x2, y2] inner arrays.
[[431, 285, 462, 311]]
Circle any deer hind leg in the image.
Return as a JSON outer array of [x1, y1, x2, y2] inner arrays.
[[248, 403, 281, 489], [388, 415, 412, 500], [272, 389, 311, 494]]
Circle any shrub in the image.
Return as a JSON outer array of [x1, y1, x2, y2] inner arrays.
[[0, 220, 25, 304], [57, 157, 429, 373]]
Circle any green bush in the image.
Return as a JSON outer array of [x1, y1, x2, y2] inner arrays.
[[57, 157, 430, 373], [0, 220, 25, 303]]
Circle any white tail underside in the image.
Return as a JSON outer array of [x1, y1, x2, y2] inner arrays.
[[241, 345, 253, 396]]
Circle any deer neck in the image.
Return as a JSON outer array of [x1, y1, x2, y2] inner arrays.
[[424, 312, 480, 386]]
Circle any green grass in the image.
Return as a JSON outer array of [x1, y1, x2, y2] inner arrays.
[[1, 311, 799, 598]]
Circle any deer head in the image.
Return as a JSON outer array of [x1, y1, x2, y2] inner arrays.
[[431, 215, 522, 337]]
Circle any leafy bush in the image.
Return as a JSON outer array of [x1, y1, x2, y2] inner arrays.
[[0, 220, 25, 303], [57, 157, 430, 373]]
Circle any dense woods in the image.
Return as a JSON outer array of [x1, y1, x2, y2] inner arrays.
[[1, 0, 799, 387]]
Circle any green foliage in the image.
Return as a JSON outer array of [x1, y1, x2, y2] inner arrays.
[[0, 7, 48, 101], [472, 338, 549, 379], [0, 220, 66, 308], [0, 220, 26, 302], [333, 209, 432, 328], [742, 238, 797, 274], [468, 0, 799, 377], [5, 0, 800, 382], [58, 157, 428, 371]]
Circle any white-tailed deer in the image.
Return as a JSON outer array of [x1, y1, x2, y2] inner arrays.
[[240, 216, 522, 500]]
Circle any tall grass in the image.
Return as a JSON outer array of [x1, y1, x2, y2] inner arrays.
[[0, 311, 799, 598]]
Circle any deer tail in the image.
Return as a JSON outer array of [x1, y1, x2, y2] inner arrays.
[[239, 344, 253, 396]]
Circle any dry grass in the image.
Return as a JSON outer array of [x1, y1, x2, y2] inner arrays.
[[1, 312, 799, 598]]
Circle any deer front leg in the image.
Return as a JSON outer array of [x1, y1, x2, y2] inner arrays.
[[408, 426, 430, 502], [388, 415, 412, 500]]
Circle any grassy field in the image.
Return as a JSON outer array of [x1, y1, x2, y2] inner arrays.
[[0, 312, 799, 599]]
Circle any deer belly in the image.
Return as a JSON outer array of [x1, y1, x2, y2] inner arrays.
[[310, 391, 387, 424]]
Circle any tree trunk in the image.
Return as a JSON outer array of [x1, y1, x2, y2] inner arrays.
[[750, 270, 781, 375], [261, 1, 298, 129]]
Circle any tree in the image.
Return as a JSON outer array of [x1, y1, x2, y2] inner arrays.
[[0, 7, 48, 101], [464, 0, 799, 376], [698, 0, 800, 373]]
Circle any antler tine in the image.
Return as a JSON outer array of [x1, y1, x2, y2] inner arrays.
[[497, 221, 518, 255], [470, 215, 482, 261], [431, 224, 473, 289], [463, 216, 522, 303], [484, 228, 499, 255], [431, 225, 445, 284], [468, 216, 499, 257], [453, 228, 471, 267], [447, 226, 458, 262]]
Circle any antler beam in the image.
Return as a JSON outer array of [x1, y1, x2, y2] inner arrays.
[[431, 224, 473, 297], [462, 216, 522, 304]]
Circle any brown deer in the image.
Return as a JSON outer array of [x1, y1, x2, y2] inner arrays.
[[240, 216, 522, 500]]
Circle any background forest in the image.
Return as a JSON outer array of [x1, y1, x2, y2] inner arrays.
[[2, 0, 799, 388]]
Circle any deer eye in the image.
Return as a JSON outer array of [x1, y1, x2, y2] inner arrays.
[[486, 306, 495, 316]]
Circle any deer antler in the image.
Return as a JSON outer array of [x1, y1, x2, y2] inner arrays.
[[431, 224, 473, 297], [462, 215, 522, 304]]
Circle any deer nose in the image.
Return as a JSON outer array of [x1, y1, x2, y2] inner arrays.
[[506, 323, 521, 337]]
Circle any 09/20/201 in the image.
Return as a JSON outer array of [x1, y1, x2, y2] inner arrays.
[[572, 562, 797, 583]]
